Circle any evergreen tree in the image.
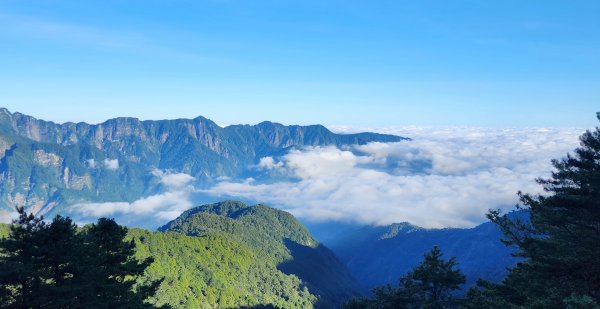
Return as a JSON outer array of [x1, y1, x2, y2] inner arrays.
[[345, 246, 465, 309], [0, 210, 163, 308], [401, 246, 466, 308], [37, 215, 82, 308], [0, 209, 86, 308], [77, 218, 160, 308], [0, 207, 48, 308], [465, 114, 600, 308]]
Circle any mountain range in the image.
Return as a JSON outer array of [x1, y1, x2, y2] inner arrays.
[[0, 108, 404, 217]]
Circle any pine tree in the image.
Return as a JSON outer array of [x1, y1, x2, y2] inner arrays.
[[465, 114, 600, 307], [77, 218, 159, 308], [345, 246, 465, 309], [401, 246, 466, 308], [0, 207, 50, 308], [37, 215, 82, 307], [0, 210, 163, 308]]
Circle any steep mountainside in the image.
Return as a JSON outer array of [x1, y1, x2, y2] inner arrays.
[[323, 220, 519, 290], [159, 200, 363, 308], [0, 108, 405, 215]]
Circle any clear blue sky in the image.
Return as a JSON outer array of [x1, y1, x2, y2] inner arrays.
[[0, 1, 598, 127]]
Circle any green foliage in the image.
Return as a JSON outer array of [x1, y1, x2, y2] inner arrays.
[[129, 229, 315, 308], [0, 208, 161, 308], [0, 224, 8, 238], [345, 246, 465, 309], [465, 115, 600, 308], [159, 201, 363, 308], [161, 201, 317, 263], [77, 218, 162, 308]]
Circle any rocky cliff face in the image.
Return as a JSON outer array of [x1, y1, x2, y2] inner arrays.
[[0, 108, 406, 216]]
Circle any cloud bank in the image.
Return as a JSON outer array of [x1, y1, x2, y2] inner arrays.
[[72, 170, 195, 221], [205, 127, 584, 228]]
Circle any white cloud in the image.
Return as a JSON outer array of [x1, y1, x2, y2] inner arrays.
[[151, 169, 195, 188], [205, 127, 584, 228], [257, 157, 284, 170], [0, 210, 18, 224], [104, 159, 119, 170], [72, 170, 196, 221], [72, 190, 192, 220], [87, 159, 96, 169]]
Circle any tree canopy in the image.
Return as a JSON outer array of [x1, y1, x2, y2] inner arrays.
[[0, 208, 162, 308]]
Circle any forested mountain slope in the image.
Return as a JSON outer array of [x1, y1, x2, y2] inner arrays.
[[159, 200, 363, 308]]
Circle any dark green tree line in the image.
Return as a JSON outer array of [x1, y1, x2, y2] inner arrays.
[[0, 207, 163, 308]]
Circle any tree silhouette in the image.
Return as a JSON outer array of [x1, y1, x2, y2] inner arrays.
[[77, 218, 161, 308], [0, 208, 164, 308], [345, 246, 465, 308], [0, 207, 49, 308], [466, 114, 600, 307]]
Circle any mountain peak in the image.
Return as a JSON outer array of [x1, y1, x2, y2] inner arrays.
[[379, 222, 423, 239], [0, 108, 12, 123], [159, 200, 363, 307], [102, 116, 141, 124], [172, 200, 250, 221]]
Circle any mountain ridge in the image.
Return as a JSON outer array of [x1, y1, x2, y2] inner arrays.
[[318, 218, 519, 290], [0, 108, 406, 217]]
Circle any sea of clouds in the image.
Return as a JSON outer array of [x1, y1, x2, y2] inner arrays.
[[205, 126, 584, 228], [67, 126, 586, 228]]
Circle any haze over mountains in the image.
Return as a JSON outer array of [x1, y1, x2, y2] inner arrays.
[[317, 219, 519, 290]]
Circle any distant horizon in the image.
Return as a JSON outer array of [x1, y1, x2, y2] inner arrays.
[[1, 106, 595, 129]]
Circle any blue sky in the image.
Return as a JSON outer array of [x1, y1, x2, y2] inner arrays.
[[0, 1, 598, 127]]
